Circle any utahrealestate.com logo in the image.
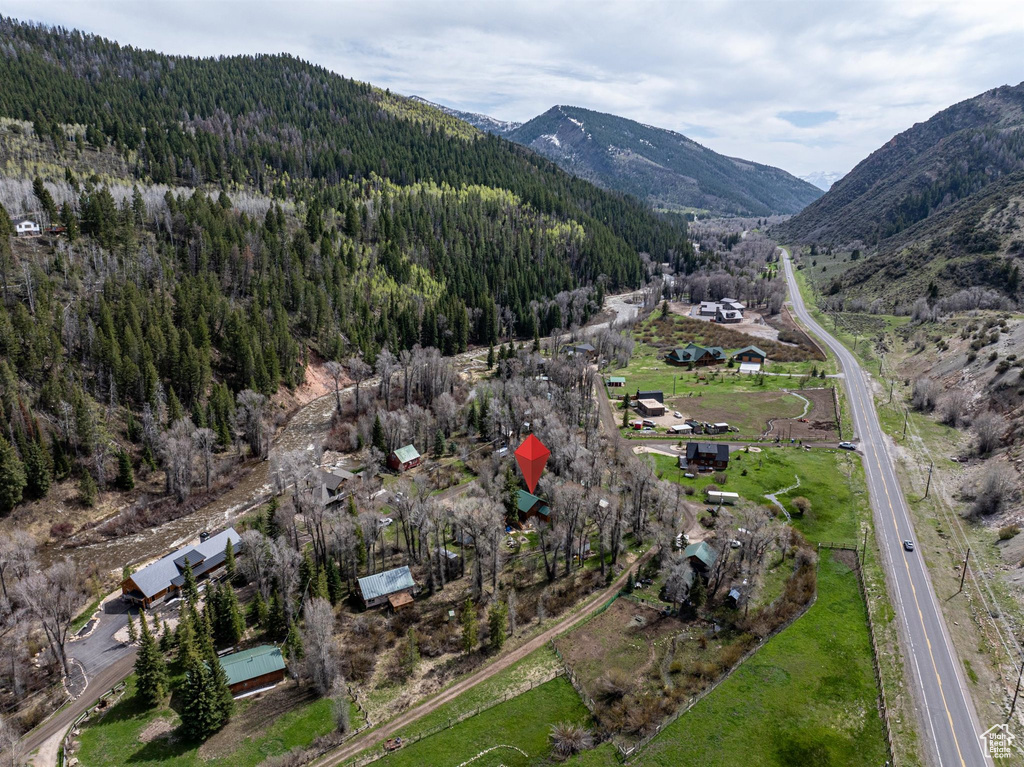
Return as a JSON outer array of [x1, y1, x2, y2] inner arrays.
[[980, 723, 1015, 759]]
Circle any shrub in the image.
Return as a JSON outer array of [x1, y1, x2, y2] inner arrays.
[[998, 525, 1020, 541], [713, 472, 727, 485], [550, 721, 593, 760], [791, 496, 811, 516]]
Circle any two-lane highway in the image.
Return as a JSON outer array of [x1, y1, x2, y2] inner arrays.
[[782, 249, 989, 766]]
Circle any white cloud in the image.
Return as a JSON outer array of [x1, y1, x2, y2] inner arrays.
[[4, 0, 1023, 176]]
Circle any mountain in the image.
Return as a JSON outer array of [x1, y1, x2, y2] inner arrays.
[[800, 171, 844, 191], [777, 82, 1024, 247], [503, 105, 823, 217], [409, 96, 522, 136]]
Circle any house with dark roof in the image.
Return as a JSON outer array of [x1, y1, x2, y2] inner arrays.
[[321, 468, 356, 506], [121, 528, 242, 608], [732, 346, 767, 364], [219, 645, 287, 696], [565, 342, 597, 359], [684, 541, 718, 574], [715, 307, 742, 323], [357, 565, 419, 609], [665, 343, 726, 367], [388, 444, 421, 472], [634, 389, 663, 404], [685, 442, 730, 469], [517, 489, 551, 524]]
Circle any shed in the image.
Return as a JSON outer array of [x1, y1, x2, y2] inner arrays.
[[388, 445, 422, 472], [684, 541, 718, 573], [670, 423, 693, 434], [706, 490, 739, 505], [606, 376, 626, 388], [726, 588, 742, 607], [358, 566, 419, 609], [219, 645, 286, 696], [388, 592, 415, 611]]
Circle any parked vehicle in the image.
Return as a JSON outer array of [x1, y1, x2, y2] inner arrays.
[[838, 441, 856, 450], [683, 472, 695, 479], [673, 411, 683, 418]]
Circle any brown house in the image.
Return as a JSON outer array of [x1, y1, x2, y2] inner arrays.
[[685, 442, 730, 469], [358, 566, 419, 609], [387, 445, 421, 472], [219, 645, 287, 696], [732, 346, 767, 364], [517, 490, 551, 524]]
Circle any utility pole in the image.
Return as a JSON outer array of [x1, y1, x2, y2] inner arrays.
[[924, 462, 933, 499], [862, 528, 868, 563], [902, 410, 908, 439], [958, 548, 971, 594], [888, 379, 895, 404], [1009, 656, 1024, 723]]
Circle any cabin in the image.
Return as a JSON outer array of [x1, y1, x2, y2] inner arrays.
[[565, 342, 597, 359], [685, 442, 730, 469], [636, 399, 665, 417], [606, 376, 626, 388], [517, 489, 551, 524], [219, 645, 286, 696], [634, 390, 663, 404], [706, 490, 740, 505], [732, 346, 767, 364], [13, 218, 40, 237], [715, 307, 743, 324], [388, 444, 421, 472], [121, 528, 242, 609], [665, 343, 726, 367], [357, 566, 419, 609], [320, 468, 356, 506], [684, 541, 718, 575], [726, 588, 742, 608]]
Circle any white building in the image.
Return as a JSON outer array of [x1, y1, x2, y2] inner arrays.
[[13, 218, 40, 236]]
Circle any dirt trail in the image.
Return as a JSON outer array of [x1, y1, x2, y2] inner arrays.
[[764, 475, 800, 521], [311, 546, 658, 767]]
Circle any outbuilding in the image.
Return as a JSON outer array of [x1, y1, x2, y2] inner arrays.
[[706, 490, 739, 505], [636, 398, 666, 417], [606, 376, 626, 388], [388, 444, 421, 472], [358, 566, 419, 609], [634, 390, 664, 404], [219, 645, 287, 696], [684, 541, 718, 574], [733, 346, 767, 364]]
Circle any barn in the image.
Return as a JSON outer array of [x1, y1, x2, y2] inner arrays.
[[388, 445, 421, 472]]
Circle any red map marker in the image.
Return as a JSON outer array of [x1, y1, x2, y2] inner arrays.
[[515, 434, 550, 494]]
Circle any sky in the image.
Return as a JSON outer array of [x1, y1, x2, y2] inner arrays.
[[4, 0, 1024, 179]]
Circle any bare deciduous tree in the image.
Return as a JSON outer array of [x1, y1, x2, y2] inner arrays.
[[346, 357, 372, 413], [973, 411, 1005, 456], [235, 389, 270, 458], [17, 560, 81, 676], [0, 531, 36, 603], [193, 427, 216, 490], [938, 392, 969, 427], [970, 463, 1017, 517], [325, 361, 346, 413], [303, 597, 339, 695], [240, 529, 273, 600]]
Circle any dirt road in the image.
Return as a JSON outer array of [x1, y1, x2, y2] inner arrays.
[[312, 546, 656, 766]]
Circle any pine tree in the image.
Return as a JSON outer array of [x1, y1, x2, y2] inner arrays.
[[486, 345, 494, 370], [326, 558, 344, 605], [180, 648, 219, 741], [212, 583, 244, 648], [371, 413, 386, 452], [283, 619, 304, 662], [400, 628, 419, 676], [690, 576, 707, 608], [621, 393, 631, 429], [22, 436, 52, 500], [247, 590, 268, 628], [135, 612, 168, 707], [205, 641, 234, 726], [167, 387, 183, 425], [126, 611, 138, 643], [224, 538, 236, 579], [488, 601, 508, 651], [0, 435, 26, 514], [115, 449, 135, 490], [460, 598, 477, 654], [78, 470, 98, 507], [267, 589, 286, 640], [316, 568, 329, 601], [432, 428, 445, 458], [176, 611, 196, 666], [159, 620, 173, 654], [182, 562, 200, 607]]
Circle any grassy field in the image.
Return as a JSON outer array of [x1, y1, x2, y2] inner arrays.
[[566, 552, 888, 767], [368, 677, 591, 767], [75, 676, 359, 767], [653, 446, 868, 544]]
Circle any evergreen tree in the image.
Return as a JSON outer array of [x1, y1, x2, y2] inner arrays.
[[247, 590, 268, 628], [400, 628, 419, 676], [326, 558, 344, 605], [78, 470, 98, 507], [460, 598, 478, 654], [486, 345, 494, 370], [115, 449, 135, 490], [205, 641, 234, 726], [224, 538, 236, 579], [176, 611, 196, 666], [22, 435, 53, 500], [135, 611, 168, 707], [621, 394, 631, 429], [159, 619, 173, 654], [267, 589, 286, 639], [212, 583, 244, 648], [488, 601, 508, 651], [0, 435, 26, 513], [690, 576, 707, 608], [283, 619, 304, 662], [180, 648, 219, 741], [371, 412, 386, 452], [182, 562, 200, 607], [126, 611, 138, 643], [432, 428, 445, 458], [167, 387, 183, 425]]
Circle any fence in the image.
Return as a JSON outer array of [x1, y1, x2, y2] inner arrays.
[[614, 587, 819, 762], [550, 641, 599, 714], [58, 680, 127, 767], [817, 543, 899, 766], [341, 670, 564, 767]]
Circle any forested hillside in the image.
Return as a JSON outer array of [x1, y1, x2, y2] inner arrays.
[[0, 16, 695, 520], [506, 105, 822, 216]]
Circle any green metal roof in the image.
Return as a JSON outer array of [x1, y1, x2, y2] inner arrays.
[[358, 566, 416, 602], [733, 345, 766, 358], [683, 541, 718, 569], [392, 444, 420, 463], [517, 489, 549, 515], [607, 376, 626, 384], [219, 645, 285, 687]]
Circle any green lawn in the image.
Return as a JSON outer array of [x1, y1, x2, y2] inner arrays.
[[76, 676, 355, 767], [567, 553, 888, 767], [369, 677, 591, 767], [654, 446, 869, 544]]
